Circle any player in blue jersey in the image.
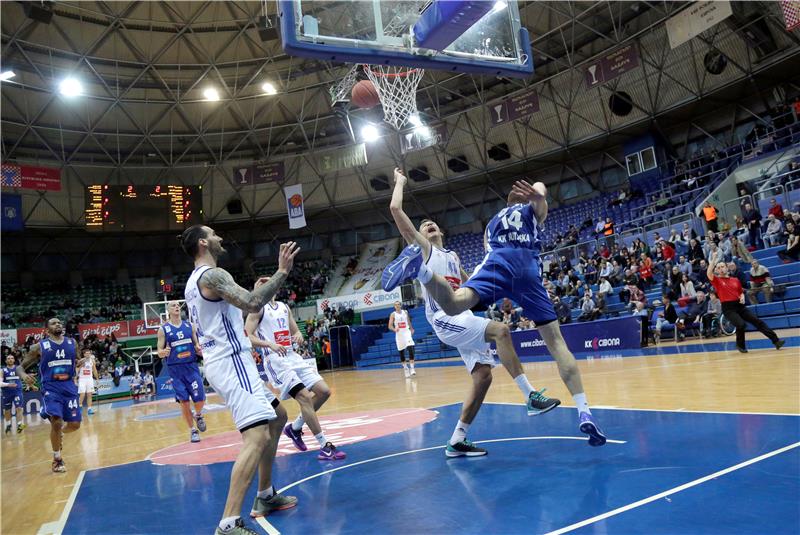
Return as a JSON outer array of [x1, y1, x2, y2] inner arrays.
[[157, 301, 207, 443], [1, 354, 31, 434], [19, 318, 82, 472], [383, 179, 606, 446]]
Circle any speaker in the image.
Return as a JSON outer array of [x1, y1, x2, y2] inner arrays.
[[370, 174, 390, 191], [226, 199, 243, 215], [608, 91, 633, 117], [447, 155, 469, 173], [487, 143, 511, 161], [704, 49, 728, 75], [400, 281, 416, 304], [258, 16, 280, 41], [409, 166, 430, 182], [23, 1, 53, 23]]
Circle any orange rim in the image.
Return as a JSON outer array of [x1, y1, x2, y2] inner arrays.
[[364, 65, 420, 78]]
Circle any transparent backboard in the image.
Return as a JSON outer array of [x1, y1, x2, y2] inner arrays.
[[278, 0, 533, 77]]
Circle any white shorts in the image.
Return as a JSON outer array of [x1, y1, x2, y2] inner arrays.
[[430, 311, 496, 374], [205, 352, 277, 430], [263, 351, 323, 400], [395, 330, 415, 351], [78, 378, 95, 394]]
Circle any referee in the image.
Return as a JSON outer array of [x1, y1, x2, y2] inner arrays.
[[707, 252, 785, 353]]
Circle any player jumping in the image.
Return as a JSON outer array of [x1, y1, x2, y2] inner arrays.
[[383, 177, 606, 447], [157, 301, 208, 443]]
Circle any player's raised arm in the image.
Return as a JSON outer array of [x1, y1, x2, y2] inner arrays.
[[389, 168, 432, 257], [511, 180, 548, 224], [200, 242, 299, 313]]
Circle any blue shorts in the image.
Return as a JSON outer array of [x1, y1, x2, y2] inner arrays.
[[463, 249, 557, 325], [2, 387, 23, 411], [167, 363, 206, 403], [42, 386, 81, 423], [254, 350, 270, 382]]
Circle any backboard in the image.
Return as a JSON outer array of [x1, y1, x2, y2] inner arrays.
[[278, 0, 533, 78]]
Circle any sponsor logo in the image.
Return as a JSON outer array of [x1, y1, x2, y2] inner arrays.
[[520, 338, 547, 348], [274, 330, 291, 346], [80, 321, 127, 340], [363, 293, 373, 305], [584, 337, 621, 350], [320, 299, 330, 311]]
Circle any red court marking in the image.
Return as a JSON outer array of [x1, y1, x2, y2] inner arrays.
[[147, 408, 438, 466]]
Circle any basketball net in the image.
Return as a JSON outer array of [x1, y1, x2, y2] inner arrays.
[[364, 65, 424, 130]]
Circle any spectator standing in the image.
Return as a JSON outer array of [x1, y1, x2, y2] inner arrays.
[[741, 202, 762, 249], [702, 201, 719, 232]]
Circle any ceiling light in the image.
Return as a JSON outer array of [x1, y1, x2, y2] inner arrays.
[[414, 126, 431, 138], [0, 71, 15, 82], [361, 124, 380, 143], [492, 1, 508, 13], [59, 77, 82, 97], [262, 82, 277, 95], [203, 88, 220, 101], [408, 114, 423, 127]]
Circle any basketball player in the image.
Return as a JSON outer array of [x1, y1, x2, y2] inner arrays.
[[384, 176, 606, 447], [76, 348, 98, 415], [386, 168, 561, 457], [1, 354, 30, 434], [180, 225, 298, 535], [388, 301, 416, 377], [245, 286, 346, 461], [18, 318, 82, 472], [157, 300, 207, 444]]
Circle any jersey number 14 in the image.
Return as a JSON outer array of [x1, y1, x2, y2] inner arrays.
[[499, 209, 522, 230]]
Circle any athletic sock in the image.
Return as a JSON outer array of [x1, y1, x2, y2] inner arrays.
[[449, 420, 470, 445], [291, 415, 304, 432], [513, 374, 535, 397], [573, 393, 591, 415], [417, 262, 433, 284], [257, 486, 275, 499], [218, 516, 239, 532], [315, 432, 327, 447], [53, 450, 62, 460]]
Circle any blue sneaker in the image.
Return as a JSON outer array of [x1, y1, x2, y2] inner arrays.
[[579, 412, 607, 447], [381, 245, 423, 291]]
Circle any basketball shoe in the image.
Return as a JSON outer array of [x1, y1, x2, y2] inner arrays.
[[214, 518, 259, 535], [382, 245, 423, 291], [526, 389, 560, 416], [250, 492, 298, 518], [283, 424, 307, 451], [318, 442, 346, 460], [445, 440, 487, 457], [579, 412, 607, 447]]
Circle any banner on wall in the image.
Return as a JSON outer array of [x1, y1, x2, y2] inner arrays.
[[665, 1, 733, 49], [1, 193, 23, 231], [233, 161, 285, 185], [316, 288, 403, 315], [0, 164, 62, 191], [0, 329, 16, 348], [313, 143, 368, 173], [284, 184, 307, 229], [79, 321, 130, 340], [501, 316, 642, 357], [16, 327, 45, 345], [337, 238, 401, 295]]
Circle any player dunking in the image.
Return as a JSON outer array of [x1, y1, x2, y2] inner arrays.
[[18, 318, 82, 472], [181, 225, 298, 535], [157, 301, 208, 443], [245, 289, 346, 460], [384, 177, 606, 446], [388, 301, 416, 377], [76, 348, 99, 415], [1, 354, 30, 434], [386, 168, 560, 457]]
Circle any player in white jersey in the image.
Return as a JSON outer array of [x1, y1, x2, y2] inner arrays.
[[245, 291, 345, 461], [387, 168, 560, 457], [76, 348, 98, 415], [388, 302, 416, 377], [180, 225, 298, 535]]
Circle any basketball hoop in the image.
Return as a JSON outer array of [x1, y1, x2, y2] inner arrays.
[[364, 65, 424, 130]]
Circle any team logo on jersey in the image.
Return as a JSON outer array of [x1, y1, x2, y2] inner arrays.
[[444, 276, 461, 290], [274, 330, 291, 346]]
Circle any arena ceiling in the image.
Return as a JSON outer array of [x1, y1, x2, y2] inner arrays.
[[1, 0, 799, 236]]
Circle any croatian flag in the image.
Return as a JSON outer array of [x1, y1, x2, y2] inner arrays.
[[284, 183, 307, 229]]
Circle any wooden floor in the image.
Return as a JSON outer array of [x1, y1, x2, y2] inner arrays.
[[2, 328, 797, 535]]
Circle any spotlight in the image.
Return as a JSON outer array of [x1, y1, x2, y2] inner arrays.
[[262, 82, 277, 95], [492, 1, 508, 13], [59, 77, 82, 97], [361, 124, 380, 143], [414, 126, 431, 138], [203, 88, 220, 101], [0, 71, 15, 82], [408, 114, 423, 127]]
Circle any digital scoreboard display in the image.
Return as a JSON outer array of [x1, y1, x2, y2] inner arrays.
[[85, 185, 203, 232]]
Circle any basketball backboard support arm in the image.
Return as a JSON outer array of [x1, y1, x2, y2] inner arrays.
[[278, 0, 533, 78]]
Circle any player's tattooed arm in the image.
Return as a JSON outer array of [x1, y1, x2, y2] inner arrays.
[[17, 343, 40, 385], [389, 167, 432, 258]]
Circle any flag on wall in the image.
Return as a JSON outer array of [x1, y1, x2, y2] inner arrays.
[[283, 184, 307, 229], [0, 164, 61, 191], [1, 193, 23, 231], [782, 0, 800, 31]]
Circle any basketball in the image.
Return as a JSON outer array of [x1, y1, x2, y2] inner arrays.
[[351, 79, 380, 108]]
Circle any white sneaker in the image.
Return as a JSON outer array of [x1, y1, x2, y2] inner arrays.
[[410, 367, 416, 376], [403, 367, 411, 378]]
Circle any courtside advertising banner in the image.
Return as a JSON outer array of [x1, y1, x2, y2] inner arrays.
[[317, 288, 403, 315], [0, 329, 16, 348], [284, 183, 307, 229], [502, 316, 642, 357]]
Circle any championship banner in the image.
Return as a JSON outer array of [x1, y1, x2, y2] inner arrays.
[[501, 316, 642, 358], [489, 90, 540, 127], [312, 143, 368, 173], [665, 1, 733, 49], [1, 164, 62, 191], [316, 287, 403, 315], [78, 320, 130, 340], [284, 183, 307, 229], [585, 44, 640, 88], [1, 193, 23, 231], [400, 123, 448, 154], [0, 329, 16, 348], [233, 161, 285, 185]]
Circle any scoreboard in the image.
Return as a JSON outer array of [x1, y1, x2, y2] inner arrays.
[[85, 185, 202, 232]]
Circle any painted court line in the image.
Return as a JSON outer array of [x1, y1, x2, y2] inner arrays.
[[485, 402, 800, 417], [543, 441, 800, 535], [255, 516, 281, 535], [37, 470, 85, 535]]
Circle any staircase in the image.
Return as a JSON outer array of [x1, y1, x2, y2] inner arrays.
[[356, 307, 460, 367]]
